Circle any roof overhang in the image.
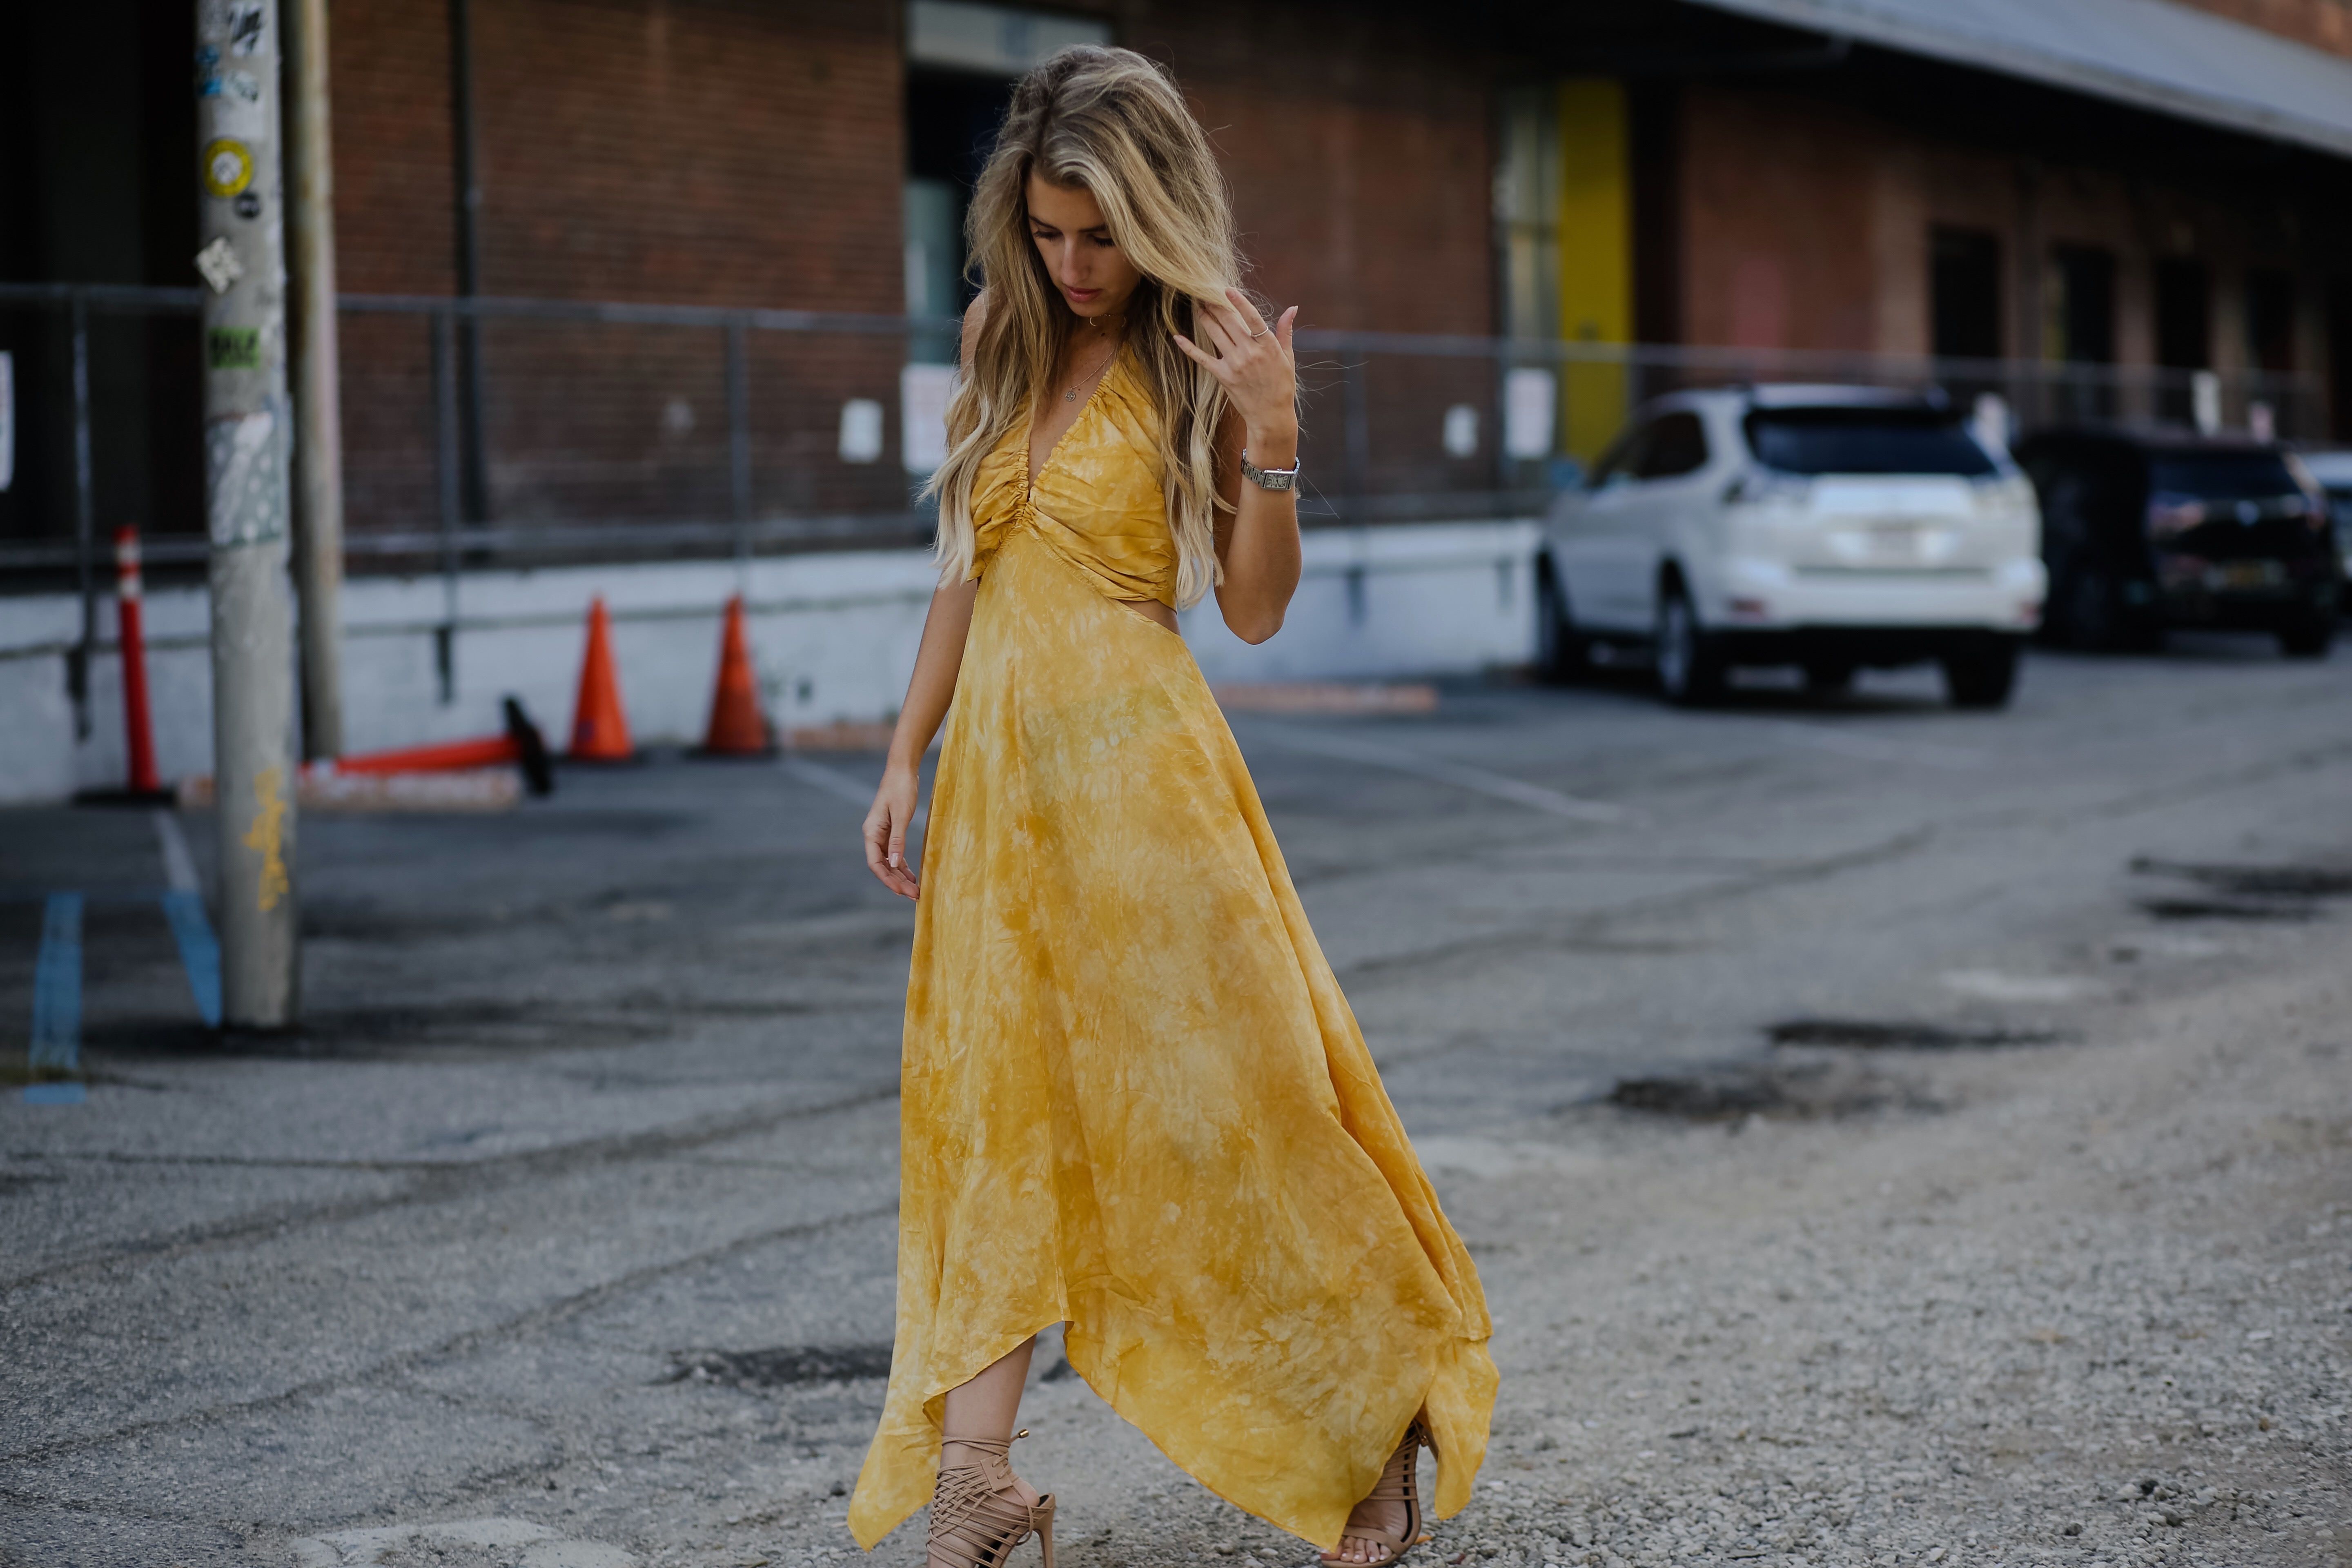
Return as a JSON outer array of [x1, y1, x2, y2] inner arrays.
[[1680, 0, 2352, 161]]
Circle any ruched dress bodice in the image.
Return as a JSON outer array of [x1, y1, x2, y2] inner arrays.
[[968, 347, 1179, 606], [850, 341, 1496, 1557]]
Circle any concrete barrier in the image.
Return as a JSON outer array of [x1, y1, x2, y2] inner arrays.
[[0, 519, 1539, 804]]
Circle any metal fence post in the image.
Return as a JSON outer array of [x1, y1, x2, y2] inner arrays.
[[432, 308, 460, 703], [1341, 354, 1371, 526], [69, 294, 95, 740], [726, 315, 751, 575]]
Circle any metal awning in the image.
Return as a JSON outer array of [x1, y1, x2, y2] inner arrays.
[[1683, 0, 2352, 160]]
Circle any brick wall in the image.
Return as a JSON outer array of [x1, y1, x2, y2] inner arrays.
[[469, 0, 901, 308], [1677, 87, 1881, 353], [320, 0, 1496, 541], [2169, 0, 2352, 57], [326, 0, 910, 543], [1124, 2, 1492, 338]]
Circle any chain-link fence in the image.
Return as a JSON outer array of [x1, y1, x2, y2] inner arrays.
[[3, 278, 2333, 581]]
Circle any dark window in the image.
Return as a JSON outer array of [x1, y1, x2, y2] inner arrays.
[[1930, 228, 2002, 360], [1586, 424, 1650, 488], [2052, 247, 2116, 364], [2245, 269, 2295, 374], [2155, 259, 2210, 370], [1743, 408, 1997, 478], [2149, 452, 2301, 503], [1633, 412, 1708, 479], [2333, 275, 2352, 443], [905, 68, 1014, 320]]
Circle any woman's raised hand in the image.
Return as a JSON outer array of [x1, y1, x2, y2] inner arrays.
[[1173, 290, 1298, 440], [864, 765, 922, 900]]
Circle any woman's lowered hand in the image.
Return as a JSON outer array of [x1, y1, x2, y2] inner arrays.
[[864, 764, 921, 900]]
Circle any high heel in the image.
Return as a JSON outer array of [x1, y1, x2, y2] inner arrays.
[[929, 1429, 1056, 1568], [1320, 1421, 1426, 1567]]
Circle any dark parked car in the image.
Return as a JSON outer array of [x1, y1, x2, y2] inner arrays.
[[2014, 428, 2337, 657]]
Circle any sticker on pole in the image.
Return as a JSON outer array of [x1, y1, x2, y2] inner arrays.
[[203, 138, 254, 198], [206, 410, 287, 547], [194, 236, 245, 294], [200, 0, 269, 56], [208, 327, 262, 371]]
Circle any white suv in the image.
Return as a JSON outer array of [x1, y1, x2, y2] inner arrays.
[[1535, 386, 2046, 707]]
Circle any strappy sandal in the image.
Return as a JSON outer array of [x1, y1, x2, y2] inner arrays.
[[1320, 1420, 1428, 1567], [929, 1429, 1056, 1568]]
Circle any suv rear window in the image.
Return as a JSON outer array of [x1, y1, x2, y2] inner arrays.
[[1743, 408, 1996, 477], [2149, 452, 2301, 502]]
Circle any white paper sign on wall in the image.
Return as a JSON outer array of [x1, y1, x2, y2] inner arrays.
[[901, 364, 956, 474], [1441, 403, 1479, 459], [1503, 368, 1555, 461], [839, 399, 884, 464]]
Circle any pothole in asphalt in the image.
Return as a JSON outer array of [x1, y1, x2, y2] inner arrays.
[[2130, 857, 2352, 922], [94, 1001, 673, 1060], [666, 1343, 893, 1388], [2138, 898, 2314, 922], [1607, 1060, 1924, 1121], [1766, 1018, 2066, 1049], [2130, 858, 2352, 898]]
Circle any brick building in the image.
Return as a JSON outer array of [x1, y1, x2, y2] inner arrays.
[[7, 0, 2352, 570]]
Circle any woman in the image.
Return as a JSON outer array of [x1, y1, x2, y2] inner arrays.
[[850, 45, 1496, 1568]]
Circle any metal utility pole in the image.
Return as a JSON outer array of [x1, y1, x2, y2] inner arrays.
[[196, 0, 301, 1027], [284, 0, 346, 759]]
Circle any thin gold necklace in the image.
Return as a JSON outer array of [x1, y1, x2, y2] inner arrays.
[[1063, 314, 1125, 402]]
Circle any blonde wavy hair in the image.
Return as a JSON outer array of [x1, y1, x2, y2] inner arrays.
[[926, 45, 1239, 609]]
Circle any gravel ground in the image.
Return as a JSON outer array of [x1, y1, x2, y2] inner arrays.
[[557, 920, 2350, 1568], [8, 650, 2350, 1568]]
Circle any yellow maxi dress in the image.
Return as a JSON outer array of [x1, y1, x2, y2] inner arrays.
[[849, 347, 1497, 1554]]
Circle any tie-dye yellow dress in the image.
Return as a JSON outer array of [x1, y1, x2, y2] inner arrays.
[[849, 345, 1497, 1554]]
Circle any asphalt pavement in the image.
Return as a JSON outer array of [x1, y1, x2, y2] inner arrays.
[[2, 636, 2348, 1568]]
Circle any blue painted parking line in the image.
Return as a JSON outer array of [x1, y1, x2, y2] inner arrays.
[[25, 893, 85, 1106], [161, 890, 224, 1029]]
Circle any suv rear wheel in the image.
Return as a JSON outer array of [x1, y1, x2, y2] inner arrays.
[[1942, 642, 2019, 708], [1534, 561, 1587, 682], [2278, 615, 2334, 659], [1655, 582, 1725, 706]]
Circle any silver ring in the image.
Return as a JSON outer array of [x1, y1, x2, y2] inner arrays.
[[1250, 328, 1269, 339]]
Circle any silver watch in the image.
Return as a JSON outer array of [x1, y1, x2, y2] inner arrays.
[[1240, 449, 1301, 492]]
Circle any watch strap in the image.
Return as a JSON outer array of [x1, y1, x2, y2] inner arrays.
[[1241, 449, 1300, 492]]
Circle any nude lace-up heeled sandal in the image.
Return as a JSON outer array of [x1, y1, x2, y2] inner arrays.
[[929, 1429, 1056, 1568], [1320, 1421, 1428, 1568]]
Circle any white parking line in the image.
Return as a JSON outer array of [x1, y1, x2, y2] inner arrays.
[[152, 808, 200, 893], [778, 756, 879, 808], [1244, 725, 1630, 824]]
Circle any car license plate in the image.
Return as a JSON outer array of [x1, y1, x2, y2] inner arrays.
[[1864, 525, 1922, 559], [2205, 560, 2283, 590]]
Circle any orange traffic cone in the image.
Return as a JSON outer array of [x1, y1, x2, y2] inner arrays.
[[568, 597, 635, 760], [702, 596, 771, 755]]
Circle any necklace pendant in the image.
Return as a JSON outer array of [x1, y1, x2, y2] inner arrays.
[[1064, 389, 1077, 402]]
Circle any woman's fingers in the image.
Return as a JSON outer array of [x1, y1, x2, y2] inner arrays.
[[1166, 334, 1223, 376], [864, 800, 920, 899], [1223, 288, 1272, 340], [1275, 304, 1299, 355], [1172, 333, 1234, 383], [1195, 300, 1243, 356]]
